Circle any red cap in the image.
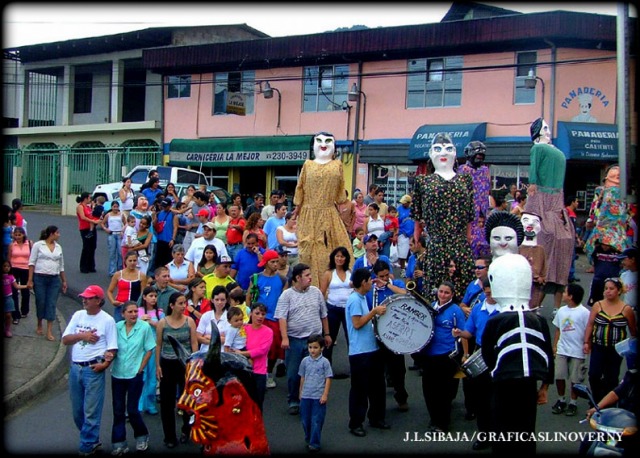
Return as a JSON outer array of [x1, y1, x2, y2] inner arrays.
[[257, 249, 279, 267], [197, 209, 210, 217], [78, 285, 105, 300]]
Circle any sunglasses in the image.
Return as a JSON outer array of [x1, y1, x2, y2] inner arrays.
[[474, 265, 487, 270], [605, 277, 622, 285]]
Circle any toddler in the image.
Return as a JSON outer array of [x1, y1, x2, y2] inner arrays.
[[352, 227, 365, 260], [3, 260, 27, 337], [121, 215, 138, 264], [224, 306, 248, 355]]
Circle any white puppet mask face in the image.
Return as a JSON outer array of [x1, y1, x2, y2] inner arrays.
[[490, 226, 519, 257], [313, 134, 335, 161], [521, 213, 541, 240], [537, 120, 552, 144], [429, 142, 456, 173]]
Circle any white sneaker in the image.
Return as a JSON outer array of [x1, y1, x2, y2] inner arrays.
[[266, 376, 277, 389], [111, 445, 129, 456], [136, 437, 149, 452]]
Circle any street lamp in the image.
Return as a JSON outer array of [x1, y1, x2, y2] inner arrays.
[[348, 82, 367, 139], [262, 81, 281, 129], [525, 69, 545, 119]]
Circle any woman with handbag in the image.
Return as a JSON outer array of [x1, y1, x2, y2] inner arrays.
[[76, 192, 101, 273]]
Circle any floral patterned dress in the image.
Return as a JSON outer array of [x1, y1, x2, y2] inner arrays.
[[412, 172, 475, 302], [457, 163, 491, 258], [585, 185, 629, 258], [294, 159, 354, 287]]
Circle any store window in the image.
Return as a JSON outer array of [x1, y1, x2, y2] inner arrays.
[[370, 164, 418, 206], [407, 56, 463, 108], [302, 65, 349, 112], [213, 70, 255, 115], [489, 164, 529, 191]]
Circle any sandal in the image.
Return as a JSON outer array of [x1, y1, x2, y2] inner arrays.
[[46, 335, 55, 341]]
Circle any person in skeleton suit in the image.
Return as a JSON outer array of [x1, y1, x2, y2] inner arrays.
[[457, 141, 492, 259], [481, 253, 554, 454]]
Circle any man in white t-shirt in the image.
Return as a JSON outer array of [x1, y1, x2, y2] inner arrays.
[[62, 285, 118, 456], [550, 283, 590, 417], [185, 222, 228, 266]]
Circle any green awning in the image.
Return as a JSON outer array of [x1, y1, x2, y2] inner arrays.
[[169, 135, 313, 167]]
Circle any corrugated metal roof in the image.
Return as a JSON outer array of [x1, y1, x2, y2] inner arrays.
[[142, 11, 624, 74]]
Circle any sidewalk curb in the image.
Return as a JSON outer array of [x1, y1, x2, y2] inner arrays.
[[3, 310, 68, 417]]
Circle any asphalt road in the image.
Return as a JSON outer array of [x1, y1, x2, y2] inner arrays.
[[5, 210, 599, 455]]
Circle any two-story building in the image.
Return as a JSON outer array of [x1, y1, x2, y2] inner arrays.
[[3, 24, 268, 212], [141, 4, 635, 212]]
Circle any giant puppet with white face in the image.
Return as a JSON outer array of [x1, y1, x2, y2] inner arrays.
[[292, 132, 353, 287], [411, 133, 475, 301], [519, 211, 548, 309], [523, 118, 575, 309]]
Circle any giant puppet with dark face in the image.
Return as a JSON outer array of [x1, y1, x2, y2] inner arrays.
[[292, 132, 353, 286], [519, 211, 548, 309], [411, 133, 475, 301], [458, 141, 492, 259], [523, 118, 575, 309]]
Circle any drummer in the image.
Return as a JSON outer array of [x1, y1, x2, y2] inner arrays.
[[417, 280, 466, 433], [365, 260, 409, 412], [452, 277, 499, 450]]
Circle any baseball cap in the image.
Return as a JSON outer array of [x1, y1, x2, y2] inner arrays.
[[197, 208, 210, 217], [78, 285, 105, 300], [258, 249, 279, 267], [160, 198, 172, 207], [217, 255, 233, 264], [616, 246, 637, 260], [399, 194, 412, 204], [203, 222, 217, 231], [276, 246, 290, 256], [363, 233, 378, 243]]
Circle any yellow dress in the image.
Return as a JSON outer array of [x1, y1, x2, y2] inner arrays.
[[294, 159, 354, 287]]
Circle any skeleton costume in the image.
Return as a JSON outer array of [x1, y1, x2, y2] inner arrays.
[[481, 253, 554, 454]]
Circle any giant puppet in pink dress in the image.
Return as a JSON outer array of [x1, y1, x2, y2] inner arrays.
[[523, 118, 575, 308]]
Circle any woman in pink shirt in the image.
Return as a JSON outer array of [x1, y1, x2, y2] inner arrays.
[[7, 226, 31, 321], [231, 303, 273, 411]]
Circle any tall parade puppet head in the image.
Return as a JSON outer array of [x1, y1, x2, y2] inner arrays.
[[485, 211, 525, 259], [168, 321, 269, 455], [429, 132, 457, 179], [488, 252, 533, 312], [463, 141, 487, 169], [310, 131, 336, 164], [520, 211, 542, 247], [530, 117, 552, 145]]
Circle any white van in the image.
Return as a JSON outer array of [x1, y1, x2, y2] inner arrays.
[[92, 165, 209, 202]]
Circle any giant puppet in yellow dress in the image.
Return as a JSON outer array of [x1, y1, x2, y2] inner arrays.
[[293, 132, 354, 287]]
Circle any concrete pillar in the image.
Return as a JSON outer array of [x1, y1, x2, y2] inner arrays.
[[110, 59, 124, 123], [61, 65, 73, 126]]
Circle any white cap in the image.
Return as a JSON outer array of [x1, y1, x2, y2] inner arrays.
[[488, 253, 532, 312]]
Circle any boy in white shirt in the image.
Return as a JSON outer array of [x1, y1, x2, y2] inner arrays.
[[551, 283, 590, 416]]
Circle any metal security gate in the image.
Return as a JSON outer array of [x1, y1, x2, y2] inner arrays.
[[21, 149, 61, 205]]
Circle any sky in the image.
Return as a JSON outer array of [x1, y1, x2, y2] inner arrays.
[[2, 2, 629, 49]]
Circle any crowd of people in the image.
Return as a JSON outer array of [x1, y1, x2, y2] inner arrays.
[[1, 125, 637, 455]]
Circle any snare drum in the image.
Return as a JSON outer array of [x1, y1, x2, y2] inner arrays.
[[373, 294, 434, 354], [461, 350, 488, 378]]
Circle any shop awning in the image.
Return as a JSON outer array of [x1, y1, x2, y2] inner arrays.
[[555, 122, 618, 161], [169, 135, 313, 167], [408, 123, 487, 161]]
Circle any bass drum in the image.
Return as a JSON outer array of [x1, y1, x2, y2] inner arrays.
[[374, 294, 435, 354]]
